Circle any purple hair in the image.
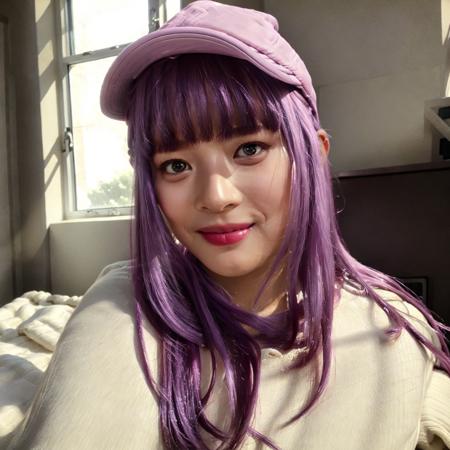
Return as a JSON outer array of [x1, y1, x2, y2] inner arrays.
[[125, 53, 450, 450]]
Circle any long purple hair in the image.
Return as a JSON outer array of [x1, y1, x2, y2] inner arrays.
[[125, 53, 450, 450]]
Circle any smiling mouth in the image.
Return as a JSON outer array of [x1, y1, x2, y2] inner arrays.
[[198, 224, 255, 246]]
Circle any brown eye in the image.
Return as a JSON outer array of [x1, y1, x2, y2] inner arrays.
[[160, 160, 190, 175]]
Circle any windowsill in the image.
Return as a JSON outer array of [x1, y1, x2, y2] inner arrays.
[[51, 215, 133, 225]]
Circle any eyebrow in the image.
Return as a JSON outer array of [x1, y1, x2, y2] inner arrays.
[[152, 125, 273, 159]]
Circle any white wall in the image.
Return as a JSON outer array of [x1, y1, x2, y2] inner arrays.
[[265, 0, 445, 173], [50, 217, 131, 296]]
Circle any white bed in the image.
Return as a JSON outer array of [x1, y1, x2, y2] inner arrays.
[[0, 290, 81, 447]]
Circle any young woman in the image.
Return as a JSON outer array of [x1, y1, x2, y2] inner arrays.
[[9, 1, 450, 449]]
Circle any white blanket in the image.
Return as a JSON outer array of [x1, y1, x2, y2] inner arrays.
[[0, 291, 81, 446]]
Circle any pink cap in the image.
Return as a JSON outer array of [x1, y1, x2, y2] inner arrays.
[[100, 0, 318, 121]]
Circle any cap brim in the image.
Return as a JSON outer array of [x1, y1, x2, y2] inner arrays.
[[100, 27, 300, 121]]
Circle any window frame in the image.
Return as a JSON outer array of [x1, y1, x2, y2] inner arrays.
[[55, 0, 162, 220]]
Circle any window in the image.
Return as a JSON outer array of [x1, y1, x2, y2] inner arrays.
[[58, 0, 181, 219]]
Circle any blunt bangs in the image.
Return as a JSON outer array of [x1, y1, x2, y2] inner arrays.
[[128, 53, 293, 154]]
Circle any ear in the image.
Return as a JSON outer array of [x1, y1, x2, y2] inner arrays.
[[317, 129, 330, 159]]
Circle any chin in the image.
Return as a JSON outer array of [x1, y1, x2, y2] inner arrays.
[[209, 267, 249, 278], [201, 257, 259, 279]]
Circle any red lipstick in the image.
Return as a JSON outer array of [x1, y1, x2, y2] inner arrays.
[[197, 223, 254, 246]]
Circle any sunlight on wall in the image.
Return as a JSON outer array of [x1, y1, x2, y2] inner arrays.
[[38, 40, 53, 77], [35, 0, 64, 224]]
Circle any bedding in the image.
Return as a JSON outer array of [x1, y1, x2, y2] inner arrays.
[[0, 290, 81, 447]]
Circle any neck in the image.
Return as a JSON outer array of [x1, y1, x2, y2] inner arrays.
[[207, 258, 290, 316]]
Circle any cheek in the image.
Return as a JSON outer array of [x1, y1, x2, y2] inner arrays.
[[155, 182, 190, 231], [241, 154, 291, 211]]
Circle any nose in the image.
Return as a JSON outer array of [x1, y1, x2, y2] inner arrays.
[[195, 173, 242, 213]]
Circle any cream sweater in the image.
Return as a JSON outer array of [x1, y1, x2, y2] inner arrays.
[[8, 261, 450, 450]]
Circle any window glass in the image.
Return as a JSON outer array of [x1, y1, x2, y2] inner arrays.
[[69, 57, 132, 210], [70, 0, 150, 54]]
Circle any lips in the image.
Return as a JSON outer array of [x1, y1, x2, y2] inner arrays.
[[198, 224, 254, 246], [197, 223, 254, 234]]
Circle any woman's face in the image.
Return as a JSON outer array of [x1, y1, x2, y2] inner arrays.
[[153, 127, 291, 279]]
